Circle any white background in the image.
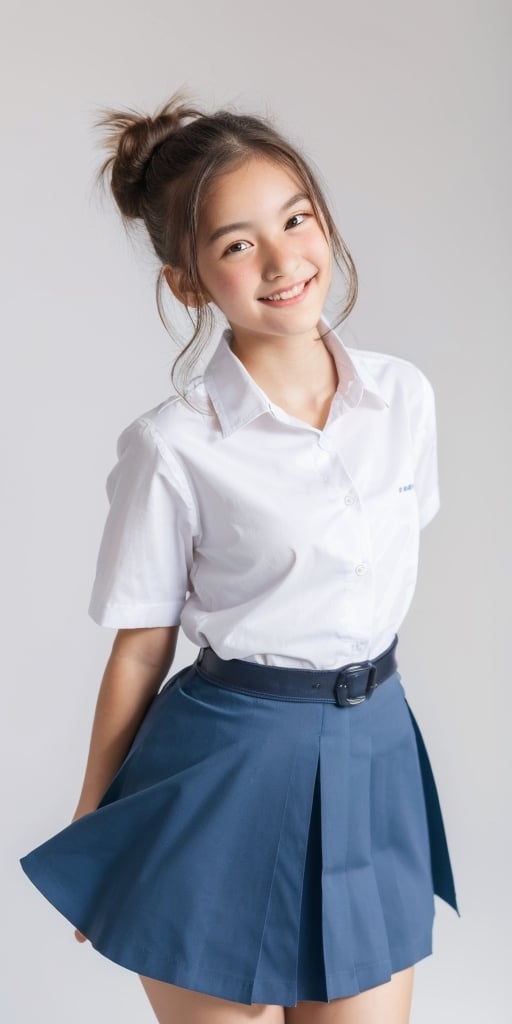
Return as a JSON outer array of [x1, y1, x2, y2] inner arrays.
[[3, 1, 511, 1020]]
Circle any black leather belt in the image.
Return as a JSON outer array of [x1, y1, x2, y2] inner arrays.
[[195, 634, 399, 707]]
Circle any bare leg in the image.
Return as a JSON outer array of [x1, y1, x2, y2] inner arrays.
[[138, 975, 286, 1024], [284, 966, 414, 1024]]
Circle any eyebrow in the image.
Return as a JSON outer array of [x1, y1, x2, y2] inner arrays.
[[206, 192, 311, 246]]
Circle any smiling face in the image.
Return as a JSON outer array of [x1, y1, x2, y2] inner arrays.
[[191, 155, 333, 347]]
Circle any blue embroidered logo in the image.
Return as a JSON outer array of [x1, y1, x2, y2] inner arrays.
[[398, 483, 415, 492]]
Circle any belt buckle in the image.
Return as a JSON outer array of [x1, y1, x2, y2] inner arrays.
[[334, 661, 377, 707]]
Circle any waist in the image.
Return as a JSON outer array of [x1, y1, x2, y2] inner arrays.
[[194, 634, 399, 707]]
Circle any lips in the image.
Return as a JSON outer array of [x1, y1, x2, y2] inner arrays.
[[259, 277, 313, 302]]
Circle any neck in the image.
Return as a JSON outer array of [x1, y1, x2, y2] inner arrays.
[[229, 325, 340, 404]]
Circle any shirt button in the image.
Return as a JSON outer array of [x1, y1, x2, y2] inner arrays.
[[355, 562, 368, 575], [344, 493, 355, 506]]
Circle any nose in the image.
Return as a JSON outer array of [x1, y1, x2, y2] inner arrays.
[[260, 239, 301, 282]]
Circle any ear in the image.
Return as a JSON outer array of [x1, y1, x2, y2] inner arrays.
[[163, 265, 212, 308]]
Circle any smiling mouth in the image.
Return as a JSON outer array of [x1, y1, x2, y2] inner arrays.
[[259, 277, 314, 302]]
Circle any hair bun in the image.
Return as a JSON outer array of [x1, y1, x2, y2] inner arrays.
[[94, 89, 203, 220]]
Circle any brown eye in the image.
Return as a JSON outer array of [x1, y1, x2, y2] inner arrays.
[[286, 213, 308, 229], [224, 241, 250, 255]]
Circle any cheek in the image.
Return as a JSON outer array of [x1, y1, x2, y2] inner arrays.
[[215, 264, 255, 300], [310, 230, 332, 267]]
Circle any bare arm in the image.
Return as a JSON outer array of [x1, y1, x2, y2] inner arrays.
[[71, 625, 180, 821]]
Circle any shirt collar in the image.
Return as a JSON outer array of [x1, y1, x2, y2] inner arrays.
[[203, 314, 389, 439]]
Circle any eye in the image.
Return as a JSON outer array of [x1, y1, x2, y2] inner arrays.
[[224, 240, 251, 255], [286, 212, 310, 229]]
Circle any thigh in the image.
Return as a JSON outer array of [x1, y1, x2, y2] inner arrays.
[[284, 966, 414, 1024], [138, 975, 285, 1024]]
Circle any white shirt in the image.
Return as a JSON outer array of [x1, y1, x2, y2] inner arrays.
[[88, 315, 440, 669]]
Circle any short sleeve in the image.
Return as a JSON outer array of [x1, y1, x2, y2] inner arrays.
[[409, 368, 441, 530], [88, 417, 198, 628]]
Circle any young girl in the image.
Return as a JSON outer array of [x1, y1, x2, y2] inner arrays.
[[20, 90, 458, 1024]]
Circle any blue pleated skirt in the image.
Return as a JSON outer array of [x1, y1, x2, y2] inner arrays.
[[19, 655, 458, 1007]]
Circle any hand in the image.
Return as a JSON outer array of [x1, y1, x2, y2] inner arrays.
[[74, 928, 88, 943]]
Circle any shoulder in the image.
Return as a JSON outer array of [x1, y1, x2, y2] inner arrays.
[[106, 394, 206, 522], [115, 381, 214, 460], [346, 345, 436, 411], [347, 344, 434, 389]]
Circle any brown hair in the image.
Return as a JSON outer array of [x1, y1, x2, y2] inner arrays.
[[93, 88, 358, 409]]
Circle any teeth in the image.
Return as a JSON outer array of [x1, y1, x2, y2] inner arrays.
[[263, 280, 307, 301]]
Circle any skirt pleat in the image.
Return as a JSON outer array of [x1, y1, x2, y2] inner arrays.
[[19, 659, 458, 1007]]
